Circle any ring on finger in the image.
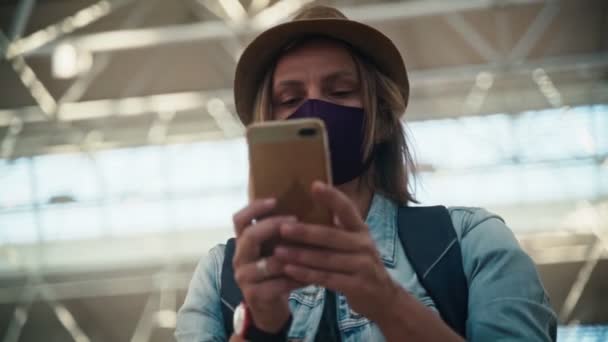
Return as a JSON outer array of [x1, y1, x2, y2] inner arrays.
[[255, 258, 269, 279]]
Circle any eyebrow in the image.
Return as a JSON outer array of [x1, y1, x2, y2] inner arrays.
[[323, 70, 358, 84], [274, 70, 359, 90]]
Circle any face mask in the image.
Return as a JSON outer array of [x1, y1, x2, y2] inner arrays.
[[287, 99, 372, 185]]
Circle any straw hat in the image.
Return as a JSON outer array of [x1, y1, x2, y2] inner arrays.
[[233, 5, 409, 125]]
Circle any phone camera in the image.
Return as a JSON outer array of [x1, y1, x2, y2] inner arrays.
[[298, 128, 317, 137]]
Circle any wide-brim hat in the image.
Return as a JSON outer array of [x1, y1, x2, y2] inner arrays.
[[233, 5, 409, 125]]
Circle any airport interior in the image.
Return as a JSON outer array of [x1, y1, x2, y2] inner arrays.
[[0, 0, 607, 341]]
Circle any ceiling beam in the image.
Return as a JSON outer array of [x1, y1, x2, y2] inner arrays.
[[0, 90, 233, 126], [7, 0, 36, 41], [0, 242, 604, 303], [508, 1, 561, 61], [3, 0, 136, 59], [559, 240, 606, 323], [444, 13, 500, 62], [0, 272, 193, 304], [1, 52, 605, 127], [20, 0, 548, 57]]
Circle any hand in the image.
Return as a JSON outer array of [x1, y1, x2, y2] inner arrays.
[[273, 181, 400, 323], [232, 199, 303, 333]]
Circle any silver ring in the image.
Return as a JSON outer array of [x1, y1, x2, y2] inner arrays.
[[255, 258, 269, 278]]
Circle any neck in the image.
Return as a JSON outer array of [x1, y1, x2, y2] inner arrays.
[[336, 177, 374, 220]]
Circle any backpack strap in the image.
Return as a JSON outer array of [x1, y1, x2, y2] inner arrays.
[[220, 237, 243, 337], [397, 206, 468, 338]]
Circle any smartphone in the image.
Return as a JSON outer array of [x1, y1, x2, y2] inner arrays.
[[247, 118, 333, 230]]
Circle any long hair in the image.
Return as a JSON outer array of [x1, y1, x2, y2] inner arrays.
[[251, 39, 417, 205]]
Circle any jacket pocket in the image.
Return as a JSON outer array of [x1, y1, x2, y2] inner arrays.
[[289, 285, 323, 308]]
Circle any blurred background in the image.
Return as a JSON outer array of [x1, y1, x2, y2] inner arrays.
[[0, 0, 607, 341]]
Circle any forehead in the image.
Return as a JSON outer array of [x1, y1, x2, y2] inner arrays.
[[273, 38, 357, 81]]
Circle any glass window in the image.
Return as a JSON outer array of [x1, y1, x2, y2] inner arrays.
[[2, 105, 605, 243], [600, 165, 608, 196], [592, 105, 608, 154], [417, 161, 600, 207], [107, 199, 170, 236], [0, 210, 39, 244], [409, 106, 607, 170], [411, 105, 607, 207], [408, 115, 512, 170], [167, 138, 247, 193], [171, 190, 247, 232], [516, 107, 596, 162], [39, 203, 104, 241], [33, 153, 100, 204], [558, 325, 608, 342], [96, 146, 165, 200], [0, 158, 32, 210]]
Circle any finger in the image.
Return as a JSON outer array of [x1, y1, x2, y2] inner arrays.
[[232, 198, 276, 236], [234, 216, 296, 265], [234, 257, 286, 284], [274, 245, 368, 274], [311, 181, 365, 231], [283, 264, 352, 293], [279, 222, 368, 252]]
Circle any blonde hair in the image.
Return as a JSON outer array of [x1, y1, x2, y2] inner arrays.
[[252, 38, 417, 205]]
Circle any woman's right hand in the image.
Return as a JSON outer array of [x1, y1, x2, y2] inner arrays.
[[232, 198, 303, 333]]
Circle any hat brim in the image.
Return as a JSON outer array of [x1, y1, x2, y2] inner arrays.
[[234, 18, 409, 125]]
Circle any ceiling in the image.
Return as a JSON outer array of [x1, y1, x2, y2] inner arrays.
[[0, 0, 606, 158]]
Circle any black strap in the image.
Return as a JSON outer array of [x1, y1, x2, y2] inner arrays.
[[220, 237, 242, 337], [314, 290, 341, 342], [246, 314, 293, 341], [397, 206, 468, 338]]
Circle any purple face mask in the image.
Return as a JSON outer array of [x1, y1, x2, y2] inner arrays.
[[287, 99, 371, 185]]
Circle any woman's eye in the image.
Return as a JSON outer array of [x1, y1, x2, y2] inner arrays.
[[281, 98, 300, 106], [331, 90, 353, 97]]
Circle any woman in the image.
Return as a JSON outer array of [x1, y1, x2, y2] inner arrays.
[[176, 6, 557, 341]]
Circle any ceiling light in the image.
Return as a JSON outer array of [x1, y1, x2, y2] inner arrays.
[[52, 43, 92, 79]]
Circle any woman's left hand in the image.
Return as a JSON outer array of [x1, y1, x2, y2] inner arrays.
[[273, 181, 401, 323]]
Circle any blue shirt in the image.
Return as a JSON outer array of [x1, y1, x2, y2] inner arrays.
[[175, 193, 557, 341]]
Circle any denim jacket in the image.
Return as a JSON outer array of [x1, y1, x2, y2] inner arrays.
[[175, 194, 557, 341]]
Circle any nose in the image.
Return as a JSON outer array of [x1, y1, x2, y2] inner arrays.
[[306, 84, 322, 101]]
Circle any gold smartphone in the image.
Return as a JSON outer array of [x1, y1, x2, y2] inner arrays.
[[247, 118, 333, 228]]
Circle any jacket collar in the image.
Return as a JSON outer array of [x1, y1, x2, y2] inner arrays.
[[365, 193, 398, 268]]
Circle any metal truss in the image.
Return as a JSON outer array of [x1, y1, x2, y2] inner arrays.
[[0, 263, 186, 342], [1, 52, 605, 127], [0, 0, 139, 160], [2, 271, 92, 342], [3, 0, 136, 59], [18, 0, 547, 57], [0, 201, 606, 303], [7, 0, 35, 41], [130, 268, 180, 342], [0, 199, 606, 341], [2, 0, 606, 159], [559, 239, 605, 324], [0, 245, 186, 342], [558, 202, 608, 324]]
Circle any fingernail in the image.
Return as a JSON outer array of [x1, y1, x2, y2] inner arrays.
[[284, 264, 297, 274], [281, 223, 296, 233], [264, 198, 276, 206], [313, 181, 326, 190], [285, 216, 297, 222], [275, 246, 289, 257]]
